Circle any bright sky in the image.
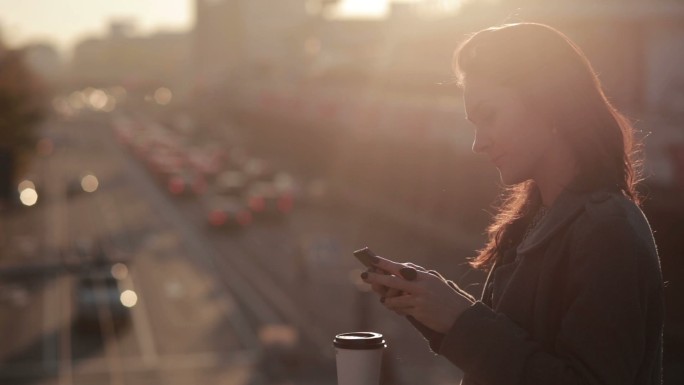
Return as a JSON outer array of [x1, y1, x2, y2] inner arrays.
[[0, 0, 428, 56], [333, 0, 391, 18], [0, 0, 193, 54]]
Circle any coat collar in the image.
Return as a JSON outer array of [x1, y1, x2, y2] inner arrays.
[[516, 187, 608, 255]]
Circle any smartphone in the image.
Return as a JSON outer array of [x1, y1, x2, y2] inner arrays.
[[353, 247, 378, 268]]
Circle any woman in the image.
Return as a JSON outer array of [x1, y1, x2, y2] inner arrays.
[[361, 22, 664, 385]]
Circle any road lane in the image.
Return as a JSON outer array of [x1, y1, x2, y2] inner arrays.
[[78, 115, 258, 383]]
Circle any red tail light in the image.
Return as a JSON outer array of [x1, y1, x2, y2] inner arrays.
[[249, 196, 265, 212], [209, 210, 228, 226], [278, 194, 294, 213], [168, 177, 185, 195]]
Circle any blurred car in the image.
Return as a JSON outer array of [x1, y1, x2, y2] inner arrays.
[[204, 195, 253, 230], [243, 158, 276, 183], [245, 181, 294, 219], [165, 168, 207, 197], [213, 170, 249, 197], [272, 172, 305, 205], [226, 147, 250, 170], [146, 148, 186, 176], [187, 145, 228, 181], [74, 266, 131, 332], [188, 152, 222, 180], [202, 172, 253, 230], [128, 122, 184, 160]]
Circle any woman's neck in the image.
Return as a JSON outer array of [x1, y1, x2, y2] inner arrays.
[[536, 179, 568, 207], [534, 145, 577, 207]]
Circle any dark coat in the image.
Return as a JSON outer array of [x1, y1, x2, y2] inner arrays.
[[410, 188, 664, 385]]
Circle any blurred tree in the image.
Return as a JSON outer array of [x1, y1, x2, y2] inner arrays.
[[0, 45, 47, 206]]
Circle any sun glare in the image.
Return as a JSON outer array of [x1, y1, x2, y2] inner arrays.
[[331, 0, 460, 19], [333, 0, 390, 18]]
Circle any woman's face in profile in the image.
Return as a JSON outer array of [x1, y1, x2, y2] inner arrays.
[[463, 78, 555, 185]]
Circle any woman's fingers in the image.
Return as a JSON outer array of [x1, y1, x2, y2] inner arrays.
[[361, 261, 429, 300], [399, 267, 418, 281], [363, 271, 416, 293], [383, 294, 415, 312], [370, 282, 388, 296], [365, 272, 402, 298], [364, 267, 473, 332], [370, 256, 408, 276], [384, 287, 403, 299], [405, 263, 426, 272], [368, 256, 427, 279]]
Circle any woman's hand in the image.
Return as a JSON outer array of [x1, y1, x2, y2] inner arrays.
[[364, 259, 426, 300], [362, 256, 474, 333]]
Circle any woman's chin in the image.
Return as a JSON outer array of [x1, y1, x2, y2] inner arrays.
[[498, 169, 528, 186]]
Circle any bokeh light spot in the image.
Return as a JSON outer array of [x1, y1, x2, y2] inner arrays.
[[154, 87, 173, 105], [18, 180, 36, 193], [81, 174, 99, 193], [20, 188, 38, 207], [111, 263, 129, 280], [88, 89, 109, 110], [120, 290, 138, 308]]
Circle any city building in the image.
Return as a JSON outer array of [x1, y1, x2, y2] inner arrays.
[[193, 0, 313, 89], [69, 22, 191, 91], [22, 43, 63, 84]]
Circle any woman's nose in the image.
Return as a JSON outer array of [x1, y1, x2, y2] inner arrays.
[[472, 129, 492, 154]]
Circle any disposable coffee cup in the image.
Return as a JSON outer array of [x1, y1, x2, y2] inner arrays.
[[333, 332, 386, 385]]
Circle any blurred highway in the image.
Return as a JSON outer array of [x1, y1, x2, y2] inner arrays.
[[0, 115, 259, 384], [0, 112, 484, 384]]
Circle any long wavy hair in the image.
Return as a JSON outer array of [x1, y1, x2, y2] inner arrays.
[[453, 23, 643, 270]]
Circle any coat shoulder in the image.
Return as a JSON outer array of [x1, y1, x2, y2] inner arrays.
[[580, 191, 650, 233], [573, 190, 659, 265]]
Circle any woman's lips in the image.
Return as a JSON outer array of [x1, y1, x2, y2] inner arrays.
[[492, 155, 505, 166]]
